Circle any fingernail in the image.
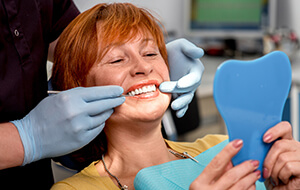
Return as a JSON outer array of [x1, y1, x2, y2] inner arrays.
[[254, 170, 261, 179], [263, 133, 272, 143], [263, 167, 270, 179], [232, 139, 243, 148], [251, 160, 259, 168]]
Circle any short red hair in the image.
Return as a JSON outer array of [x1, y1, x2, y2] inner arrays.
[[52, 3, 168, 90]]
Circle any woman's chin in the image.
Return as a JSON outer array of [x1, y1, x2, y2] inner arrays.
[[113, 106, 166, 123]]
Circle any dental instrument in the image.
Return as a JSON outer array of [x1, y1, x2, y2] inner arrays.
[[48, 90, 141, 97]]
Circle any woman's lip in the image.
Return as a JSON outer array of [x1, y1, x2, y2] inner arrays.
[[128, 90, 159, 99], [125, 80, 160, 94]]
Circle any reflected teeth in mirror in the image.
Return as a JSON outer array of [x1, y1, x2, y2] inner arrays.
[[128, 85, 156, 96]]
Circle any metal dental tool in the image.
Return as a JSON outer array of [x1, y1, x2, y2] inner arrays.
[[47, 90, 61, 95], [47, 90, 132, 97]]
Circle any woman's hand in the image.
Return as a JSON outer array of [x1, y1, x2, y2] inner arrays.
[[263, 121, 300, 189], [190, 140, 261, 190]]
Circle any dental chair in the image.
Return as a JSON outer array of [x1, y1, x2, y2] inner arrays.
[[162, 92, 201, 141]]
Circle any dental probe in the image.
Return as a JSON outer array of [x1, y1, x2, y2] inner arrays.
[[47, 90, 132, 97]]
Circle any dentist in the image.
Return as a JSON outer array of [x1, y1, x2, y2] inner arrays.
[[0, 0, 204, 189]]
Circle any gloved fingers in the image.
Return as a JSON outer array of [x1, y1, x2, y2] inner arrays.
[[160, 59, 204, 92], [171, 91, 195, 111], [89, 109, 114, 130], [160, 81, 199, 94], [86, 96, 125, 116], [180, 39, 204, 59], [159, 81, 177, 93], [80, 123, 106, 148], [177, 69, 202, 89], [70, 86, 124, 102], [176, 106, 189, 118], [67, 112, 110, 150]]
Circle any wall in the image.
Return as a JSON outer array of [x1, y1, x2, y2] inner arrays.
[[277, 0, 300, 34], [276, 0, 300, 60], [73, 0, 185, 38], [73, 0, 300, 58]]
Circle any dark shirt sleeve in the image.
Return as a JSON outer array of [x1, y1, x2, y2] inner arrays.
[[0, 0, 79, 121], [50, 0, 80, 42], [0, 0, 80, 189]]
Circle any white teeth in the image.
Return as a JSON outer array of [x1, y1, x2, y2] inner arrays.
[[127, 85, 156, 96]]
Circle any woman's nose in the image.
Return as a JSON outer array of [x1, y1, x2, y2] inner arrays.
[[130, 56, 153, 76]]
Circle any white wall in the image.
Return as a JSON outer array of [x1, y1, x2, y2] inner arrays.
[[73, 0, 300, 43], [73, 0, 185, 38], [277, 0, 300, 34], [276, 0, 300, 59]]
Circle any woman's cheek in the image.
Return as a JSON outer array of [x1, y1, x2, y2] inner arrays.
[[161, 65, 170, 81]]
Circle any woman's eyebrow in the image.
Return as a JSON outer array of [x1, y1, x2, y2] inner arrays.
[[102, 38, 155, 51], [103, 42, 123, 51], [140, 38, 157, 48], [141, 38, 154, 44]]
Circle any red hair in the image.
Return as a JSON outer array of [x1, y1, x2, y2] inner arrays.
[[52, 3, 168, 90], [51, 3, 168, 170]]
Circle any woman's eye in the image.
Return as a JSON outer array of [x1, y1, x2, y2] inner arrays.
[[145, 53, 157, 57], [110, 59, 123, 64]]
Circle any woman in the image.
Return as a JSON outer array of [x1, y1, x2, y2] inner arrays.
[[51, 3, 300, 190]]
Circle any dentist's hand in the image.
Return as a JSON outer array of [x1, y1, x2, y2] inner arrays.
[[160, 38, 204, 118], [11, 86, 125, 166]]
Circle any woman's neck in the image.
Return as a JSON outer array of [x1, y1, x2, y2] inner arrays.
[[96, 119, 178, 189], [105, 119, 173, 167]]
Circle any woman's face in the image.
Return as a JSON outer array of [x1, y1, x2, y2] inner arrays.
[[85, 34, 171, 124]]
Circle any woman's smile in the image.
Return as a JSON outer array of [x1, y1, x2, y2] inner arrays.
[[125, 80, 160, 99]]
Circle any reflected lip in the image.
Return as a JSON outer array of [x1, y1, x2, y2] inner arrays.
[[125, 80, 160, 94]]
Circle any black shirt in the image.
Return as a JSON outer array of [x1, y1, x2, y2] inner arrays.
[[0, 0, 79, 188]]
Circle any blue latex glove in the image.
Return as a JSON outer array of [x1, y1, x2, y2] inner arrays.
[[160, 38, 205, 118], [11, 86, 125, 165]]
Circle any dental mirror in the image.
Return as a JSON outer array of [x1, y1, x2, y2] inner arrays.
[[213, 51, 292, 181]]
